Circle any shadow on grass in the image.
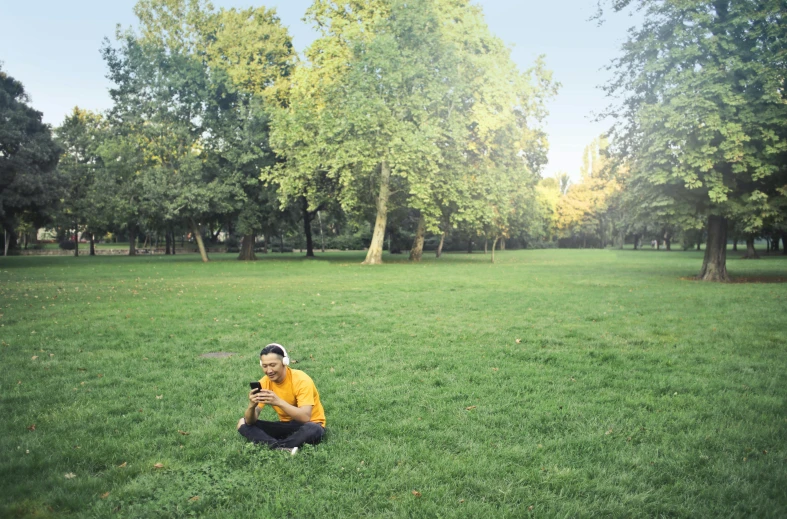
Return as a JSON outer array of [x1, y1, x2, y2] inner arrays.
[[0, 250, 519, 269]]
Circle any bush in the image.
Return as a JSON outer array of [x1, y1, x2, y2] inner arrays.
[[59, 240, 76, 250], [224, 236, 240, 253], [526, 240, 558, 249], [324, 234, 369, 251], [270, 246, 294, 253]]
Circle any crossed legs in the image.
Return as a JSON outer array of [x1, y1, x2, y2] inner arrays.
[[237, 418, 325, 449]]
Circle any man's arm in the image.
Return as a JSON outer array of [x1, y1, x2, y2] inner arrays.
[[244, 389, 264, 425], [273, 401, 313, 424], [256, 390, 313, 423]]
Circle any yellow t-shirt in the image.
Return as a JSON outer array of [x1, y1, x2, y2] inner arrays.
[[258, 367, 326, 427]]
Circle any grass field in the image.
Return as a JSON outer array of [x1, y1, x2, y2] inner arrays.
[[1, 249, 786, 518]]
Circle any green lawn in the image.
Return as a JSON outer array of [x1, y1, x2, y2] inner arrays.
[[1, 250, 785, 518]]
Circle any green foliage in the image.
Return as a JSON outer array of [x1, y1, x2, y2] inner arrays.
[[0, 65, 62, 236], [603, 0, 787, 230], [269, 0, 557, 262], [55, 108, 109, 241]]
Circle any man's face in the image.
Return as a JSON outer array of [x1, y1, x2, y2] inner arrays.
[[260, 353, 286, 383]]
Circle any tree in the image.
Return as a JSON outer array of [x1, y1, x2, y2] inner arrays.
[[602, 0, 787, 281], [271, 0, 450, 265], [0, 65, 61, 252], [201, 4, 296, 260], [55, 108, 108, 256], [104, 0, 297, 262]]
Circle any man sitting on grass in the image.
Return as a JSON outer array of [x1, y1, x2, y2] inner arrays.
[[237, 343, 326, 455]]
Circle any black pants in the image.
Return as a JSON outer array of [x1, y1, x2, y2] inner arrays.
[[238, 420, 325, 449]]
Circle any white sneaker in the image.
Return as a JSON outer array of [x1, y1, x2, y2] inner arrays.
[[275, 446, 298, 456]]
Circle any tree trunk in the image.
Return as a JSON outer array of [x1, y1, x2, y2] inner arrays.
[[782, 233, 787, 255], [302, 199, 315, 258], [238, 233, 257, 261], [74, 221, 79, 257], [165, 231, 172, 255], [484, 237, 488, 254], [743, 236, 760, 259], [89, 232, 96, 256], [772, 237, 779, 252], [732, 238, 737, 251], [262, 233, 268, 254], [633, 234, 639, 250], [467, 239, 473, 253], [766, 238, 770, 253], [190, 219, 209, 262], [3, 229, 9, 256], [501, 237, 506, 251], [409, 214, 426, 262], [171, 231, 176, 254], [697, 215, 729, 281], [600, 217, 606, 248], [362, 161, 391, 265], [280, 233, 284, 253], [436, 229, 446, 258], [665, 234, 671, 251], [317, 211, 325, 253], [491, 236, 499, 264], [618, 229, 625, 249], [128, 225, 137, 256]]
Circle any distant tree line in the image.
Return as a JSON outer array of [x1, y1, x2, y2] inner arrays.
[[2, 0, 784, 280], [0, 0, 557, 264]]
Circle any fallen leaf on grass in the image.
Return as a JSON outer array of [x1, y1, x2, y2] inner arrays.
[[118, 462, 127, 468], [459, 499, 465, 503], [65, 473, 76, 479], [465, 406, 477, 411], [411, 491, 422, 497], [189, 496, 200, 502], [100, 492, 110, 499], [178, 430, 189, 435], [153, 463, 164, 469], [27, 424, 36, 431], [49, 353, 54, 357], [156, 395, 163, 399], [492, 367, 499, 372], [31, 356, 38, 360], [528, 505, 534, 511], [515, 339, 521, 344]]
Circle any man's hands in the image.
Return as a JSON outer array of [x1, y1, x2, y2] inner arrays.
[[248, 388, 284, 407], [246, 388, 313, 424]]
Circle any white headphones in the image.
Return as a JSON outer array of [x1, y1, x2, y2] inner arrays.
[[260, 343, 290, 367]]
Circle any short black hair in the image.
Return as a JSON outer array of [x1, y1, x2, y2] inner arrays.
[[260, 344, 285, 357]]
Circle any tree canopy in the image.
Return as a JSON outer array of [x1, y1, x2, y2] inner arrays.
[[601, 0, 787, 279]]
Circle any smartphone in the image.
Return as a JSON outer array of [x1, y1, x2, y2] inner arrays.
[[250, 381, 261, 392]]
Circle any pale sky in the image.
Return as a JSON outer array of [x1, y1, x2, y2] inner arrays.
[[0, 1, 639, 180]]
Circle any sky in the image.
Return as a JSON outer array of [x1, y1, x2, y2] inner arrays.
[[0, 0, 640, 180]]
